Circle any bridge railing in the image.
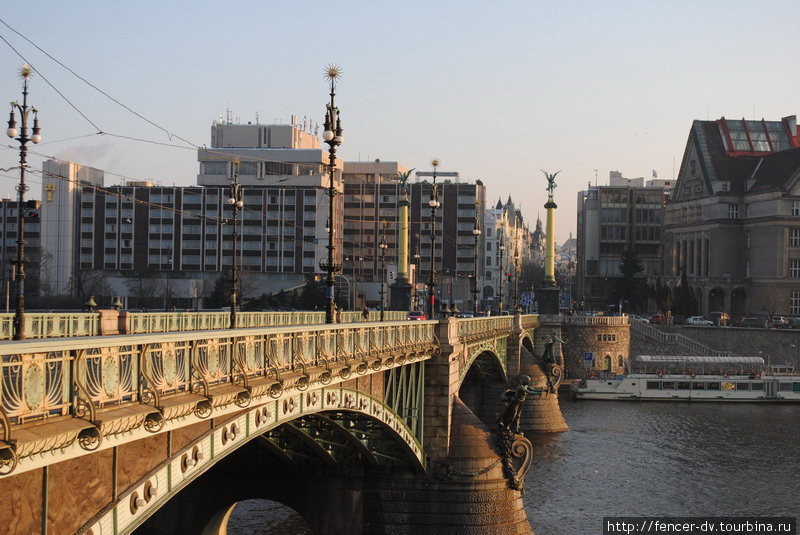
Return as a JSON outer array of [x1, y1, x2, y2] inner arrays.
[[0, 310, 412, 340], [562, 315, 629, 326], [0, 320, 440, 471], [458, 316, 514, 342]]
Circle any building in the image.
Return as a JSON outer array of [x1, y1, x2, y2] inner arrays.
[[38, 118, 342, 308], [0, 198, 42, 307], [484, 197, 530, 312], [576, 171, 672, 311], [663, 115, 800, 317]]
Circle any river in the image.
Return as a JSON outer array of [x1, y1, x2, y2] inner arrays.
[[226, 398, 800, 534]]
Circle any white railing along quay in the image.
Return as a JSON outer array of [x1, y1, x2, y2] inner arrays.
[[629, 319, 734, 357]]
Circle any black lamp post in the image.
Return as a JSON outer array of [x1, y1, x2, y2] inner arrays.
[[6, 64, 42, 341], [513, 245, 520, 313], [379, 228, 388, 321], [472, 205, 481, 315], [227, 161, 243, 329], [426, 159, 441, 320], [321, 64, 343, 324], [498, 235, 505, 314], [413, 234, 421, 311]]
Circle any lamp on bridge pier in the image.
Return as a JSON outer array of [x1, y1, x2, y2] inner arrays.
[[426, 159, 441, 320], [379, 226, 388, 321], [498, 235, 505, 314], [84, 295, 98, 313], [111, 296, 123, 311], [6, 64, 42, 340], [321, 64, 344, 324], [472, 204, 481, 315], [227, 160, 243, 329]]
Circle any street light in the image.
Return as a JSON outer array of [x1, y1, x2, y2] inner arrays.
[[498, 234, 505, 314], [321, 64, 344, 324], [227, 161, 243, 329], [379, 228, 388, 321], [513, 244, 520, 313], [426, 159, 441, 320], [472, 205, 481, 315], [413, 234, 421, 311], [6, 64, 42, 341]]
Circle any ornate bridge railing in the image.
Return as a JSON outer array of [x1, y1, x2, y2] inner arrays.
[[458, 316, 513, 343], [0, 310, 411, 340], [0, 320, 439, 475]]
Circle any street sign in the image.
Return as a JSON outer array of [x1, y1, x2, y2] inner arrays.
[[520, 292, 533, 306], [583, 352, 594, 361], [583, 352, 594, 368]]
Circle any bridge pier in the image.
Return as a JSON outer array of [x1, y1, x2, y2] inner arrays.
[[518, 315, 569, 433]]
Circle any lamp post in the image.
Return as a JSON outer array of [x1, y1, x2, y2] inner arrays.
[[227, 160, 243, 329], [513, 244, 520, 312], [498, 234, 505, 314], [413, 234, 421, 311], [321, 65, 344, 324], [6, 64, 42, 341], [472, 205, 481, 315], [426, 159, 441, 320], [379, 228, 388, 321]]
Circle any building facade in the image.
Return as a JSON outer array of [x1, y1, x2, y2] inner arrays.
[[663, 115, 800, 317]]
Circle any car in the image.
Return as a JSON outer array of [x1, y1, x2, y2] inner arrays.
[[707, 311, 730, 326], [457, 312, 475, 318], [771, 316, 789, 328], [649, 313, 666, 324], [406, 310, 426, 321], [672, 315, 687, 325], [789, 317, 800, 329], [628, 314, 650, 324], [739, 317, 768, 328], [687, 316, 714, 326]]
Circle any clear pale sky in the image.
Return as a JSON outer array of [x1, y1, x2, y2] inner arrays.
[[2, 1, 798, 243]]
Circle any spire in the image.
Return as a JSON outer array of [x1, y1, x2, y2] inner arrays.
[[496, 198, 503, 210]]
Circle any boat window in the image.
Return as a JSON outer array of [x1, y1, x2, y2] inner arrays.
[[735, 383, 750, 391], [793, 382, 800, 393], [751, 382, 764, 391], [692, 382, 705, 390], [646, 381, 660, 390], [631, 382, 636, 386], [779, 383, 792, 392], [662, 381, 676, 389], [676, 382, 690, 390], [707, 382, 720, 390]]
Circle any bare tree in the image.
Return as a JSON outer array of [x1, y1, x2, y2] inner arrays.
[[157, 277, 178, 311], [69, 270, 111, 304], [758, 283, 784, 322], [189, 278, 212, 310], [124, 270, 161, 310]]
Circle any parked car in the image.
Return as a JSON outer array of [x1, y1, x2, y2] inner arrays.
[[687, 316, 713, 326], [730, 316, 747, 327], [649, 313, 666, 324], [707, 311, 730, 326], [672, 315, 687, 325], [771, 316, 789, 328], [628, 314, 650, 324], [406, 310, 426, 321], [789, 317, 800, 329], [739, 317, 768, 328]]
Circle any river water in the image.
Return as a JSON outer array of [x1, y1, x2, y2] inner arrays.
[[525, 398, 800, 534], [227, 398, 799, 534]]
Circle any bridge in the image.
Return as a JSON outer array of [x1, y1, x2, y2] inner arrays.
[[0, 312, 567, 535]]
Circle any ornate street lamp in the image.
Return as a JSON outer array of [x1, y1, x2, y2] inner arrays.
[[498, 235, 505, 314], [321, 64, 344, 324], [472, 204, 481, 315], [513, 244, 520, 313], [412, 234, 421, 311], [6, 64, 42, 340], [426, 159, 441, 320], [227, 160, 243, 328], [379, 228, 388, 321]]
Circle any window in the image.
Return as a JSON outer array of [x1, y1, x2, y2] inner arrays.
[[791, 260, 800, 279], [596, 333, 617, 342], [202, 161, 227, 175], [728, 204, 739, 219], [793, 201, 800, 217], [792, 291, 800, 315], [791, 229, 800, 247]]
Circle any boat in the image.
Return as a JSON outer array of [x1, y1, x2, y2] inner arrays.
[[571, 355, 800, 402]]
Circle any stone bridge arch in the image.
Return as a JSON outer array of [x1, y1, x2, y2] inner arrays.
[[80, 388, 422, 535], [458, 349, 507, 428]]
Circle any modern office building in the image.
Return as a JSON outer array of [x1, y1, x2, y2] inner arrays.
[[663, 115, 800, 316], [38, 119, 342, 307], [576, 172, 672, 311], [0, 198, 41, 308]]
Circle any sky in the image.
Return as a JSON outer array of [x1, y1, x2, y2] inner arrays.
[[1, 1, 799, 243]]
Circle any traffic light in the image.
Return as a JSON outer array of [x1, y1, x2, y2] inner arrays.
[[506, 272, 512, 281]]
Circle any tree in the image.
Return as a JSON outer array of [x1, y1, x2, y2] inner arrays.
[[157, 277, 178, 311], [124, 269, 161, 310], [69, 270, 111, 305], [758, 283, 784, 322], [672, 270, 698, 316], [613, 248, 644, 312]]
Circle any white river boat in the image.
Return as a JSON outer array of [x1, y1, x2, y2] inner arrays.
[[572, 355, 800, 402]]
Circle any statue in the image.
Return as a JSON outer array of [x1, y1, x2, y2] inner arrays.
[[541, 170, 561, 198], [541, 333, 564, 365], [397, 168, 415, 191], [497, 375, 544, 434]]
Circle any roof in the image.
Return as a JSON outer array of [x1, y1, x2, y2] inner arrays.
[[635, 355, 764, 365]]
